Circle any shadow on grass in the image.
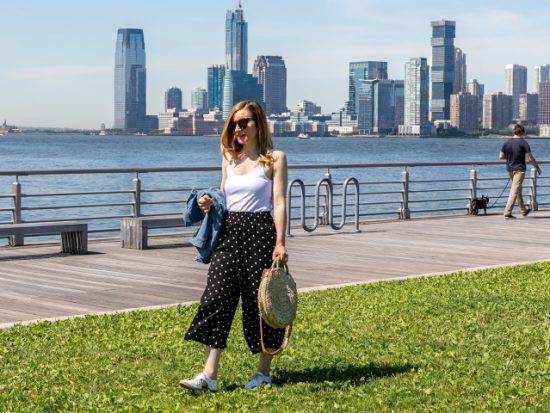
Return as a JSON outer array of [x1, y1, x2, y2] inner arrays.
[[221, 364, 415, 390], [272, 363, 415, 386]]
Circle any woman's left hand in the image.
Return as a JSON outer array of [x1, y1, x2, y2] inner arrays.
[[272, 244, 288, 265]]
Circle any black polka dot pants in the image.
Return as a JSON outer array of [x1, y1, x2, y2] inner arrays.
[[184, 211, 285, 354]]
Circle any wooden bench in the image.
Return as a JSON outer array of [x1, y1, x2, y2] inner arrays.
[[0, 221, 88, 254], [121, 215, 184, 249]]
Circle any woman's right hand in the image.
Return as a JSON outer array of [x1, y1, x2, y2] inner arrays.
[[197, 195, 213, 213]]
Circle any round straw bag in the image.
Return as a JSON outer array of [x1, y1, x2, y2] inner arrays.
[[258, 258, 297, 355]]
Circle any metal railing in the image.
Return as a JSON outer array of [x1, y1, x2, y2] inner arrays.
[[0, 161, 548, 244]]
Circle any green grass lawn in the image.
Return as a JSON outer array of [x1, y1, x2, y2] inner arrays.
[[1, 263, 549, 412]]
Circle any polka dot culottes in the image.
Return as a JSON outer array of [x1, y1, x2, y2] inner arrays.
[[184, 211, 285, 354]]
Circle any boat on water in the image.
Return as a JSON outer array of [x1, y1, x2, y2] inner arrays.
[[0, 119, 20, 135], [297, 133, 310, 139]]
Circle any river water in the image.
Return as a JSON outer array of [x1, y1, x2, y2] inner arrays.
[[1, 134, 548, 239]]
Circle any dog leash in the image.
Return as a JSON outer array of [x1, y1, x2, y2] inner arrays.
[[488, 178, 511, 209]]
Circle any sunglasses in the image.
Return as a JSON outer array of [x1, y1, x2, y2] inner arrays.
[[233, 118, 254, 129]]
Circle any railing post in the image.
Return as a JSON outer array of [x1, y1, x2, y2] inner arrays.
[[468, 168, 477, 215], [400, 169, 410, 219], [10, 177, 23, 246], [528, 167, 538, 211], [132, 174, 141, 217], [321, 169, 332, 225], [286, 179, 295, 238]]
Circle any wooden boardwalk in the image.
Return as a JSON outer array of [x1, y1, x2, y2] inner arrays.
[[1, 212, 549, 328]]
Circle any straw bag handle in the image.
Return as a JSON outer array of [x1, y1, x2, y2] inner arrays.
[[260, 317, 292, 356], [272, 256, 289, 272], [259, 256, 292, 356]]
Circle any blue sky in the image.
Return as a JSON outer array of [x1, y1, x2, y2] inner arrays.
[[0, 0, 548, 129]]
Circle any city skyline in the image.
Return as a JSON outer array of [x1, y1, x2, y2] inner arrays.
[[0, 0, 549, 129]]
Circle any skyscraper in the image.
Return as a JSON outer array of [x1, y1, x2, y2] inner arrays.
[[467, 79, 484, 123], [375, 80, 404, 134], [253, 56, 287, 115], [165, 87, 182, 112], [348, 61, 388, 114], [534, 65, 550, 93], [450, 92, 478, 131], [538, 80, 550, 125], [466, 79, 484, 97], [207, 65, 225, 110], [519, 93, 538, 125], [357, 80, 375, 133], [222, 3, 264, 118], [505, 64, 527, 120], [222, 71, 263, 118], [190, 88, 208, 112], [483, 92, 513, 129], [114, 28, 147, 130], [225, 3, 247, 73], [357, 79, 403, 134], [400, 57, 430, 136], [430, 20, 456, 122], [453, 47, 467, 93]]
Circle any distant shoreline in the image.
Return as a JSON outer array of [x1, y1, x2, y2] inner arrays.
[[4, 132, 550, 140]]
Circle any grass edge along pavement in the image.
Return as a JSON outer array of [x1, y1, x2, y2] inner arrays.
[[0, 263, 549, 412]]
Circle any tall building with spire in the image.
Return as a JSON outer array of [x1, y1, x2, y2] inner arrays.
[[222, 2, 263, 118], [225, 1, 247, 73], [114, 28, 147, 130], [430, 19, 456, 122]]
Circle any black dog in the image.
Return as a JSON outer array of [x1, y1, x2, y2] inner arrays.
[[469, 195, 489, 215]]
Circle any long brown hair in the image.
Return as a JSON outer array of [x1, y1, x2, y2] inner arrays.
[[221, 101, 274, 164]]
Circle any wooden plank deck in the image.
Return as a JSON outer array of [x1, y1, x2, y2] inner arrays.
[[1, 212, 549, 328]]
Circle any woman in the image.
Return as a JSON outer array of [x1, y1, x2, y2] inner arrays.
[[180, 100, 289, 392]]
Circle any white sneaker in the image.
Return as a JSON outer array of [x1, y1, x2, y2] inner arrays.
[[243, 372, 272, 390], [179, 372, 218, 392]]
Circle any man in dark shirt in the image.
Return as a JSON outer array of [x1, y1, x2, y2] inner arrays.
[[499, 124, 541, 219]]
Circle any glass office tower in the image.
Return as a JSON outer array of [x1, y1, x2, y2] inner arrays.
[[430, 20, 456, 121], [165, 87, 182, 112], [222, 71, 263, 118], [207, 65, 225, 110], [253, 56, 287, 115], [114, 28, 147, 130], [348, 61, 388, 113], [190, 88, 208, 112], [404, 57, 429, 128]]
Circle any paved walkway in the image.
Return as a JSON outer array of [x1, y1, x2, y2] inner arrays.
[[1, 212, 549, 328]]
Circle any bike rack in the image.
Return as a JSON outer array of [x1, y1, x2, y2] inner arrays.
[[286, 176, 361, 236]]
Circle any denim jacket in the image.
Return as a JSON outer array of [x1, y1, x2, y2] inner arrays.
[[183, 188, 226, 263]]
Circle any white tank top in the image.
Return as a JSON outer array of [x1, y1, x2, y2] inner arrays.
[[225, 162, 273, 212]]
